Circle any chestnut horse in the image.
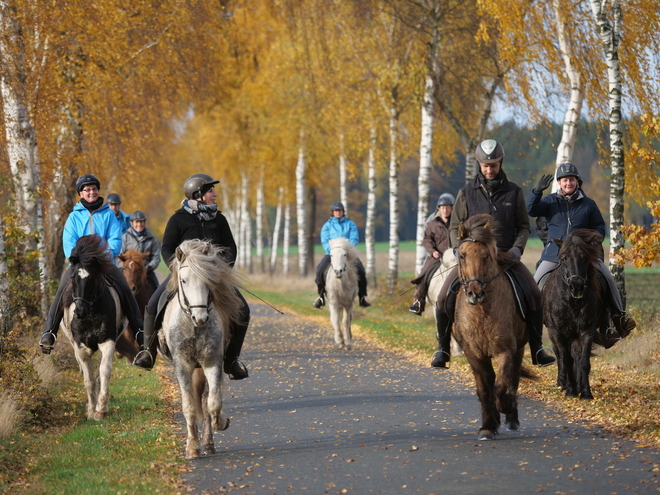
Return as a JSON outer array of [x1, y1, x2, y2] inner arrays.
[[542, 229, 607, 400], [453, 214, 535, 440]]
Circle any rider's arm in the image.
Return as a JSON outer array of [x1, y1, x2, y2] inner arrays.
[[526, 188, 548, 217], [449, 189, 467, 249], [145, 236, 162, 272], [512, 189, 530, 253], [347, 220, 359, 247], [321, 220, 332, 254]]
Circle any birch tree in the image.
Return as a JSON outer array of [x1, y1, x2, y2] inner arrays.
[[256, 174, 265, 273], [365, 124, 378, 289], [283, 201, 291, 277], [295, 139, 308, 277], [269, 187, 284, 275]]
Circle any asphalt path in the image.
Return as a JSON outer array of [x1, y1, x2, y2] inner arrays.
[[179, 303, 660, 494]]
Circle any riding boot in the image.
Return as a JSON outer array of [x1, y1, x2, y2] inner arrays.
[[39, 271, 72, 354], [527, 309, 556, 367], [224, 296, 250, 380], [133, 310, 156, 370], [430, 308, 452, 368]]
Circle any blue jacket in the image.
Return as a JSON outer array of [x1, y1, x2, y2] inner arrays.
[[63, 202, 123, 260], [321, 216, 359, 254], [114, 210, 131, 234], [526, 188, 606, 263]]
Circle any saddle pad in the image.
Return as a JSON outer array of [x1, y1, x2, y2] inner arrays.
[[504, 268, 529, 321]]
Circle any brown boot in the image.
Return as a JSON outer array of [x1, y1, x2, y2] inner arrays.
[[594, 328, 622, 349], [611, 313, 636, 338]]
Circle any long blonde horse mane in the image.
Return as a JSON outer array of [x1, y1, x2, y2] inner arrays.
[[329, 237, 358, 263], [167, 240, 243, 332]]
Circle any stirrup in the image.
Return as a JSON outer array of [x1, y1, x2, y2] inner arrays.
[[225, 359, 249, 380], [313, 296, 325, 309], [133, 350, 154, 370], [431, 350, 450, 368], [359, 296, 371, 308], [39, 332, 57, 355], [409, 301, 422, 315], [532, 347, 556, 367]]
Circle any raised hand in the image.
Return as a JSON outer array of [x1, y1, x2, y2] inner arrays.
[[536, 174, 554, 193]]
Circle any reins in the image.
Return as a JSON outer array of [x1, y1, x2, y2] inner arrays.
[[457, 237, 508, 293], [72, 276, 107, 307], [176, 264, 213, 316]]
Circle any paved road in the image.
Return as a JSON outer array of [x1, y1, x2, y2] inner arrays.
[[180, 304, 660, 494]]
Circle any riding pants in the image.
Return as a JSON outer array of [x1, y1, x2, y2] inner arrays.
[[315, 255, 368, 299]]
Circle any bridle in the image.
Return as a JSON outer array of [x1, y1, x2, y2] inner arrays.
[[176, 264, 213, 316], [457, 238, 507, 294], [72, 273, 106, 307]]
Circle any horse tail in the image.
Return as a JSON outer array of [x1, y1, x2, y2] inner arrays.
[[520, 365, 539, 381]]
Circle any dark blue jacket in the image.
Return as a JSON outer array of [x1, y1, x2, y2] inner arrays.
[[526, 188, 606, 263]]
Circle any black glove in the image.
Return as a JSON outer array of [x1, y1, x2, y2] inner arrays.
[[536, 174, 554, 193]]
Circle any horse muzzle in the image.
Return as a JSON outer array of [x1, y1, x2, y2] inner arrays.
[[334, 269, 344, 279], [190, 311, 209, 327], [466, 290, 486, 305]]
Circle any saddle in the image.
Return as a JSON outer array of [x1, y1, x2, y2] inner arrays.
[[411, 261, 440, 287], [154, 289, 177, 331]]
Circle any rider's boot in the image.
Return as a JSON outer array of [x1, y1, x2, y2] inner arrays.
[[611, 312, 636, 339], [133, 310, 156, 370], [408, 299, 422, 315], [528, 309, 556, 367], [224, 312, 249, 380], [430, 308, 452, 368], [39, 280, 69, 354]]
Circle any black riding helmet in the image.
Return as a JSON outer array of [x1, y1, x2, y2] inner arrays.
[[184, 173, 220, 200], [106, 193, 122, 204], [76, 174, 101, 193], [331, 201, 345, 212], [130, 211, 147, 222], [556, 162, 583, 187]]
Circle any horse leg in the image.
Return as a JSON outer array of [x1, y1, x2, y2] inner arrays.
[[329, 304, 343, 347], [73, 345, 98, 420], [577, 334, 594, 400], [563, 341, 579, 398], [466, 353, 499, 440], [94, 341, 115, 420], [194, 368, 215, 456], [176, 364, 202, 459], [495, 348, 523, 432], [205, 365, 230, 432], [342, 304, 353, 350]]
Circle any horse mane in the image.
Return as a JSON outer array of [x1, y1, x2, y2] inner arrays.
[[457, 214, 512, 267], [558, 229, 604, 262], [329, 237, 358, 263], [69, 235, 114, 274], [167, 239, 243, 324]]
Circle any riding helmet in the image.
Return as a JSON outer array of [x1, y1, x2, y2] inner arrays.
[[436, 193, 455, 207], [76, 174, 101, 193], [184, 173, 220, 200], [106, 193, 122, 204], [130, 210, 147, 222], [556, 162, 582, 181], [475, 139, 505, 165], [331, 201, 345, 211]]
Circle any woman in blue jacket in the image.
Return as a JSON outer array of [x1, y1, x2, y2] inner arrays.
[[38, 174, 148, 368], [527, 162, 636, 344], [312, 201, 370, 309]]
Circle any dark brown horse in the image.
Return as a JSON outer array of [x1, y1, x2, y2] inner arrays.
[[116, 249, 155, 361], [453, 214, 535, 440], [542, 229, 607, 400]]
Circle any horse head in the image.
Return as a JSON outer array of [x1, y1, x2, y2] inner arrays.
[[119, 250, 149, 293], [69, 235, 113, 319], [329, 237, 354, 279], [457, 214, 507, 305], [173, 243, 213, 327], [555, 230, 604, 300]]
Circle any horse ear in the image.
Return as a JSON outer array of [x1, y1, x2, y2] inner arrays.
[[118, 254, 126, 262], [176, 245, 185, 261], [202, 243, 211, 255], [457, 222, 466, 240]]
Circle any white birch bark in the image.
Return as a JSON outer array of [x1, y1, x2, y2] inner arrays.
[[239, 172, 251, 272], [590, 0, 626, 301], [415, 71, 435, 275], [256, 174, 265, 273], [270, 187, 284, 275], [295, 137, 308, 277], [365, 124, 378, 289], [283, 201, 291, 277], [339, 133, 348, 216], [387, 107, 400, 291], [552, 0, 584, 193]]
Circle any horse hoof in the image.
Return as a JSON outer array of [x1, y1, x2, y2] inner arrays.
[[477, 430, 496, 440], [345, 344, 352, 351], [185, 450, 201, 460], [565, 391, 578, 398], [505, 422, 520, 432], [203, 445, 216, 456]]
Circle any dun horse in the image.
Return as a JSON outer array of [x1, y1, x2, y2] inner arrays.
[[453, 214, 535, 440], [542, 229, 607, 400], [160, 239, 243, 459], [61, 235, 128, 420], [325, 237, 359, 350]]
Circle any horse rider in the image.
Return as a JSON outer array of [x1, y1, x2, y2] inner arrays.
[[106, 193, 131, 233], [117, 210, 162, 292], [409, 193, 454, 315], [432, 139, 556, 369], [38, 174, 149, 369], [312, 201, 371, 309], [527, 162, 636, 347], [133, 174, 251, 380]]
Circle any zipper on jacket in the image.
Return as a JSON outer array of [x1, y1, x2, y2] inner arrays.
[[479, 184, 498, 213]]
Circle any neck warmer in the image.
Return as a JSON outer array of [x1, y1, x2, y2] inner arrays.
[[182, 199, 218, 221], [559, 188, 580, 203], [478, 171, 502, 194], [81, 197, 104, 213], [131, 228, 146, 237]]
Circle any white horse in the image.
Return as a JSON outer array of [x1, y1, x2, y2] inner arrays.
[[325, 237, 359, 350], [426, 248, 462, 357], [160, 239, 243, 459]]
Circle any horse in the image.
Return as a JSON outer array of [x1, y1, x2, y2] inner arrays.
[[116, 249, 155, 362], [452, 214, 535, 440], [426, 249, 461, 357], [325, 237, 359, 350], [542, 229, 607, 400], [60, 234, 128, 420], [160, 239, 243, 459]]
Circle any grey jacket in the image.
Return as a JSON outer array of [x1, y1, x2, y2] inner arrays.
[[117, 227, 161, 272]]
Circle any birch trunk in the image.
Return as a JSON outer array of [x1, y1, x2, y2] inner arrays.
[[270, 187, 284, 275], [387, 107, 400, 291], [304, 186, 316, 275], [256, 174, 265, 273], [365, 125, 378, 289], [339, 133, 348, 216], [553, 0, 584, 193], [296, 140, 308, 277], [0, 215, 11, 337], [415, 72, 435, 275], [283, 201, 291, 277], [237, 173, 248, 270], [590, 0, 627, 304]]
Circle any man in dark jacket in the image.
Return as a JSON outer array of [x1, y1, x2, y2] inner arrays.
[[431, 139, 556, 369], [527, 162, 636, 346], [133, 174, 250, 379]]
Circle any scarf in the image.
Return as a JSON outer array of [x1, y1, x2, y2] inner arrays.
[[131, 228, 146, 237], [559, 188, 580, 204], [182, 199, 218, 222], [478, 171, 503, 194], [81, 197, 104, 213]]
